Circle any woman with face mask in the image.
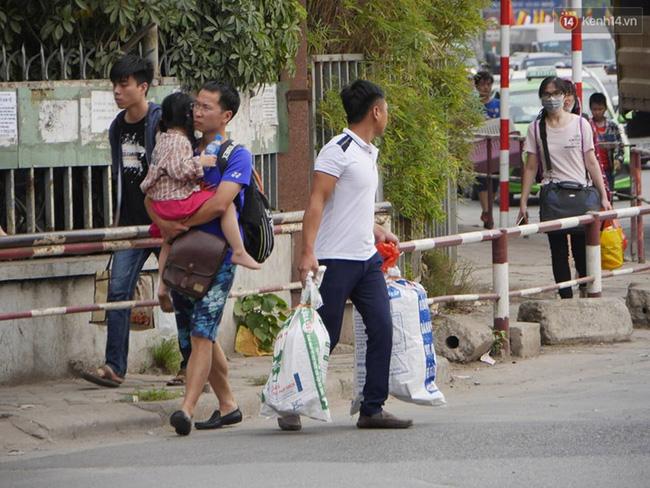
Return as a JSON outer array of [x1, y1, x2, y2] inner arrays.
[[517, 76, 612, 299]]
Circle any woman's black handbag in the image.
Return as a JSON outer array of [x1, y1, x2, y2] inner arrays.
[[535, 117, 601, 222], [539, 181, 601, 221]]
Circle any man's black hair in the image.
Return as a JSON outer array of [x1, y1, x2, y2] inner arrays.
[[589, 92, 607, 107], [159, 92, 195, 146], [340, 79, 385, 124], [473, 70, 494, 86], [109, 54, 154, 93], [200, 81, 240, 117]]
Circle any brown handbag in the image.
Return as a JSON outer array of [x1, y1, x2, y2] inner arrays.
[[163, 229, 228, 299]]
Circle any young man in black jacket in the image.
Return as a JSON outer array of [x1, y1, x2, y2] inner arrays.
[[80, 55, 189, 387]]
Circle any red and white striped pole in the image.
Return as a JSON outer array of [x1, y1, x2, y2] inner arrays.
[[585, 212, 602, 297], [499, 0, 511, 228], [492, 230, 510, 353], [571, 0, 583, 106]]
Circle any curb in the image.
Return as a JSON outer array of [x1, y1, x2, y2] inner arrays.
[[9, 403, 162, 442], [5, 357, 451, 444], [134, 370, 357, 426]]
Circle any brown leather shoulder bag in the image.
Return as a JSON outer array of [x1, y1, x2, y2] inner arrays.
[[163, 229, 228, 299]]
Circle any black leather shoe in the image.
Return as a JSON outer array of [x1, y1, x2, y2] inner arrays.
[[195, 408, 242, 430], [277, 414, 302, 431], [170, 410, 192, 436], [357, 410, 413, 429]]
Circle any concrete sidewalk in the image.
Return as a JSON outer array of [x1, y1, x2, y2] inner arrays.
[[0, 349, 451, 456]]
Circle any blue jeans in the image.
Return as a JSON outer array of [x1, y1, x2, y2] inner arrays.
[[317, 253, 392, 416], [105, 248, 191, 377]]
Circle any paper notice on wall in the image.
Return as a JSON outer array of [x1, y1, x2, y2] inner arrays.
[[0, 91, 18, 146], [39, 100, 78, 143], [250, 84, 278, 126], [91, 91, 120, 133]]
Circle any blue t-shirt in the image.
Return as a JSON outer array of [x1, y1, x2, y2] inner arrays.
[[198, 145, 252, 264], [484, 98, 500, 119]]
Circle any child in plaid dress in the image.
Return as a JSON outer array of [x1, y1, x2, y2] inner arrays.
[[141, 92, 260, 312]]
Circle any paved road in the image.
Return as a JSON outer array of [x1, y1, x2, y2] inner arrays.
[[2, 331, 649, 488]]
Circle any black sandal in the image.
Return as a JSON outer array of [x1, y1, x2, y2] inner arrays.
[[166, 370, 186, 387], [79, 365, 124, 388]]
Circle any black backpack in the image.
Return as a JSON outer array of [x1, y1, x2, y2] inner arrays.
[[217, 141, 274, 263]]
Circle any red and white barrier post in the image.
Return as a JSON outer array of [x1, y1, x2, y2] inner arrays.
[[492, 230, 510, 352], [499, 0, 511, 228], [585, 212, 602, 298], [571, 0, 583, 106]]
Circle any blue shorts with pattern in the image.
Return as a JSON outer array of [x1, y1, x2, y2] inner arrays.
[[171, 263, 236, 347]]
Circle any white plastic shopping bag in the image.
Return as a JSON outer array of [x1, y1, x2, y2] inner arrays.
[[260, 266, 332, 422], [351, 269, 446, 414]]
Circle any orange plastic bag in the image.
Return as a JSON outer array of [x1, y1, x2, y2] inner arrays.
[[376, 241, 400, 273]]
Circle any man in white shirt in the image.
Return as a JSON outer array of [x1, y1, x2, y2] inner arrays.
[[285, 80, 413, 431]]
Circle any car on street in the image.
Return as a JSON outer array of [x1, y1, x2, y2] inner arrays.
[[511, 52, 572, 71]]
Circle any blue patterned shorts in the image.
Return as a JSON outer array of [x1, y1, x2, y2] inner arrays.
[[173, 263, 236, 345]]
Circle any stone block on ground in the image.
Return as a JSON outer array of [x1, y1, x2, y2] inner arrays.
[[433, 314, 494, 363], [517, 298, 633, 345], [509, 321, 541, 358], [435, 356, 451, 385], [626, 283, 650, 328]]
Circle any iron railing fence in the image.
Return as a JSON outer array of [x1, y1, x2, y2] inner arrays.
[[0, 40, 177, 82], [1, 150, 280, 235]]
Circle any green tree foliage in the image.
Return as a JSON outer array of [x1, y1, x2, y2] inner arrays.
[[0, 0, 304, 89], [311, 0, 488, 221]]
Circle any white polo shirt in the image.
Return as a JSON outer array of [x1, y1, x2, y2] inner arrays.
[[314, 128, 379, 261]]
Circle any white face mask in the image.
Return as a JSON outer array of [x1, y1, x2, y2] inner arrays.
[[542, 96, 565, 112]]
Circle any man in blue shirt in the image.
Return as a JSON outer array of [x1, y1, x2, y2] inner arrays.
[[473, 71, 500, 229], [147, 81, 251, 436], [475, 71, 500, 119]]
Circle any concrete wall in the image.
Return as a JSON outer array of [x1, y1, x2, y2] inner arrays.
[[0, 234, 292, 385], [0, 79, 285, 170], [0, 210, 392, 385]]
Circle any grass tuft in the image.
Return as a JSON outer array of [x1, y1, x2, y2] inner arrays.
[[150, 338, 182, 374], [247, 375, 268, 387], [130, 388, 184, 402]]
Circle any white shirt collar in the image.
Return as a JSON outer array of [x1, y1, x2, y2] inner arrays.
[[343, 128, 376, 155]]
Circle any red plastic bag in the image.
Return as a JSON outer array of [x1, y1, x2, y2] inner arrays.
[[376, 241, 400, 273]]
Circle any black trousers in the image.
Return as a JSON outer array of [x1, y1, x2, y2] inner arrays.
[[317, 252, 392, 416], [547, 231, 586, 299]]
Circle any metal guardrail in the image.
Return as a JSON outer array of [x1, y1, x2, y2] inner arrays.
[[1, 205, 648, 342]]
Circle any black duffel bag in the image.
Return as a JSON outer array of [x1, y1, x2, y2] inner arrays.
[[539, 180, 601, 222]]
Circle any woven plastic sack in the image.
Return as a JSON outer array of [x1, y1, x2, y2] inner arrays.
[[260, 267, 332, 422], [351, 271, 446, 414]]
